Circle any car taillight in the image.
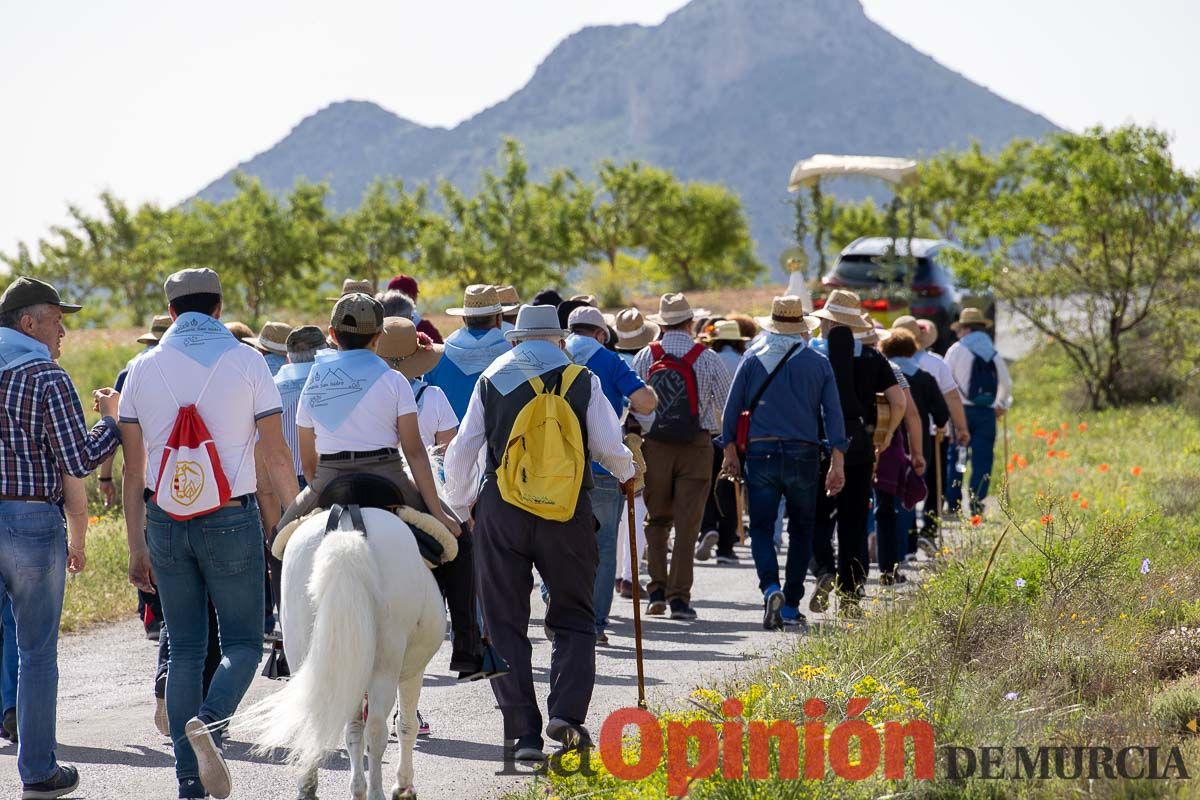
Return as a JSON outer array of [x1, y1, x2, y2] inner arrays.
[[862, 298, 890, 312], [913, 284, 944, 298]]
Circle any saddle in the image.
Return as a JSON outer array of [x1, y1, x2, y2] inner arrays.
[[271, 473, 458, 568]]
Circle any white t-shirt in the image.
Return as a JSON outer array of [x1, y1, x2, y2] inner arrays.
[[296, 369, 417, 454], [118, 343, 282, 497], [916, 350, 957, 395], [413, 383, 458, 448]]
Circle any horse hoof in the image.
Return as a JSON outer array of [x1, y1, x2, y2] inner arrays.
[[392, 787, 416, 800]]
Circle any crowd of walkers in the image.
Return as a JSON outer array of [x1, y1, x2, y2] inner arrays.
[[0, 269, 1010, 799]]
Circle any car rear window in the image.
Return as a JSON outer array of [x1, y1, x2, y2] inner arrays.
[[833, 255, 934, 285]]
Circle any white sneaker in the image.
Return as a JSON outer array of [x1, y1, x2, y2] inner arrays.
[[694, 530, 719, 561], [185, 717, 231, 799], [154, 696, 169, 737]]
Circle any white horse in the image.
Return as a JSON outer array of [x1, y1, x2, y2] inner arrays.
[[233, 505, 446, 800]]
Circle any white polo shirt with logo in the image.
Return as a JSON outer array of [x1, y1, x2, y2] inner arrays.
[[296, 369, 418, 454], [118, 343, 283, 498]]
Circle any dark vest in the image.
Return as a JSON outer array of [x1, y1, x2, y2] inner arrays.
[[480, 365, 594, 492]]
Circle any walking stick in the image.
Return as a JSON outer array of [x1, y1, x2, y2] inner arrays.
[[933, 428, 944, 540], [625, 484, 648, 710], [733, 475, 746, 546]]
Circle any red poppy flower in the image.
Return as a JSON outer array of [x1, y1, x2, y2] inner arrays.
[[1098, 464, 1110, 473], [1131, 466, 1143, 477], [1039, 514, 1053, 526], [1079, 500, 1089, 509], [970, 515, 982, 527], [1070, 491, 1080, 501]]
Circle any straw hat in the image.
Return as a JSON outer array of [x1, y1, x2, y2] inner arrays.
[[494, 285, 521, 307], [855, 321, 892, 347], [810, 289, 874, 330], [647, 293, 696, 326], [613, 308, 659, 351], [446, 284, 520, 317], [136, 314, 173, 345], [700, 319, 751, 343], [951, 307, 993, 331], [891, 314, 921, 339], [504, 305, 569, 343], [758, 296, 820, 336], [569, 294, 597, 306], [375, 317, 444, 378], [242, 321, 292, 354], [916, 319, 938, 349], [325, 278, 374, 301]]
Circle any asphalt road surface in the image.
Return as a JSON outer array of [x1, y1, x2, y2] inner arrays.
[[0, 535, 932, 800]]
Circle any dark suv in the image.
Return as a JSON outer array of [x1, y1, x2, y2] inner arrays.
[[813, 237, 995, 353]]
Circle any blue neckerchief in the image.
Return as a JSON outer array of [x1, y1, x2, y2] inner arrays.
[[412, 309, 423, 327], [0, 328, 52, 372], [891, 355, 921, 377], [746, 332, 807, 373], [565, 333, 603, 367], [618, 351, 635, 368], [483, 339, 571, 396], [274, 361, 315, 409], [263, 352, 287, 377], [500, 320, 515, 334], [810, 337, 863, 359], [157, 313, 238, 367], [299, 348, 390, 431], [960, 330, 997, 362], [441, 327, 511, 376]]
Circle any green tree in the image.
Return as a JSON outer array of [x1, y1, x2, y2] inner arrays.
[[948, 125, 1200, 409], [643, 182, 764, 291], [330, 179, 431, 299], [566, 160, 676, 274]]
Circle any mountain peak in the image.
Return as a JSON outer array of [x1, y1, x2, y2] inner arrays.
[[192, 0, 1056, 269]]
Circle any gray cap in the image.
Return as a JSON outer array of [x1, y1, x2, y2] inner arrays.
[[286, 325, 326, 353], [165, 268, 222, 303], [331, 293, 384, 335], [567, 306, 607, 330]]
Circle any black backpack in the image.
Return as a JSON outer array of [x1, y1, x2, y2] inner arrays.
[[645, 342, 705, 442], [966, 353, 999, 407]]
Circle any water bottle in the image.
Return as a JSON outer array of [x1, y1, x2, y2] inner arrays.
[[955, 445, 968, 474]]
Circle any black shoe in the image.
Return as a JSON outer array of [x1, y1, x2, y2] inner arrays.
[[646, 590, 667, 616], [512, 735, 546, 763], [546, 718, 593, 750], [762, 588, 784, 630], [809, 573, 835, 614], [596, 630, 609, 646], [21, 765, 80, 800], [879, 572, 908, 587], [185, 717, 230, 800], [669, 600, 698, 621], [145, 619, 163, 641], [2, 707, 16, 743], [715, 552, 740, 565], [178, 777, 208, 799]]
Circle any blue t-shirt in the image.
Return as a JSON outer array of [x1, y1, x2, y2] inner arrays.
[[568, 339, 645, 476]]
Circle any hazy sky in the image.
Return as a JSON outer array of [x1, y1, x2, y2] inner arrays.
[[2, 0, 1196, 255]]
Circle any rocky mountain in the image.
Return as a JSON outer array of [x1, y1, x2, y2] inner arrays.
[[193, 0, 1058, 271]]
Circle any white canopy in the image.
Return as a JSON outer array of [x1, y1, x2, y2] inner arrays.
[[788, 154, 919, 191]]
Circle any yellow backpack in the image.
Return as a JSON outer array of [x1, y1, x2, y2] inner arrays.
[[497, 365, 587, 522]]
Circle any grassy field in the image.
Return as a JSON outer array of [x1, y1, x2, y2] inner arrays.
[[509, 350, 1200, 799]]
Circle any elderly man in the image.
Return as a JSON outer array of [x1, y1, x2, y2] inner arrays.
[[444, 305, 637, 762], [0, 276, 121, 799]]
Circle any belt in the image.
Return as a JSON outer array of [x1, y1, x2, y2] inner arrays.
[[0, 494, 51, 503], [143, 489, 252, 509], [320, 448, 399, 463]]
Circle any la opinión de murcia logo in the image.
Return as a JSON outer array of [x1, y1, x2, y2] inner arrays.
[[497, 698, 1191, 794]]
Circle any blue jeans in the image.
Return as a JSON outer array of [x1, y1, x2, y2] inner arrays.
[[744, 441, 820, 608], [1, 594, 16, 711], [0, 500, 68, 784], [146, 500, 265, 782], [947, 406, 997, 515], [590, 474, 625, 634]]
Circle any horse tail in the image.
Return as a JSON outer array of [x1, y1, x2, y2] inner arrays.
[[232, 527, 379, 770]]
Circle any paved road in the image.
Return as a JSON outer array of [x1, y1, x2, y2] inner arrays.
[[1, 536, 923, 800]]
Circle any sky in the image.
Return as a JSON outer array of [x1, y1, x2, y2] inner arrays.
[[2, 0, 1197, 256]]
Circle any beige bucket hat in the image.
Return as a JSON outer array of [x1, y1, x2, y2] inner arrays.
[[326, 278, 374, 301], [242, 321, 292, 354], [700, 319, 750, 342], [613, 308, 660, 351], [137, 314, 174, 345], [446, 284, 520, 317], [647, 293, 696, 326], [375, 316, 444, 378], [951, 307, 994, 331], [810, 289, 874, 330]]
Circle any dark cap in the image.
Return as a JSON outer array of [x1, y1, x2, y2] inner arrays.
[[0, 276, 82, 315], [286, 325, 327, 353], [331, 293, 384, 335], [164, 268, 222, 303]]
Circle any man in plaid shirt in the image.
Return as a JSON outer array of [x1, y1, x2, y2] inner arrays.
[[0, 276, 120, 799]]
